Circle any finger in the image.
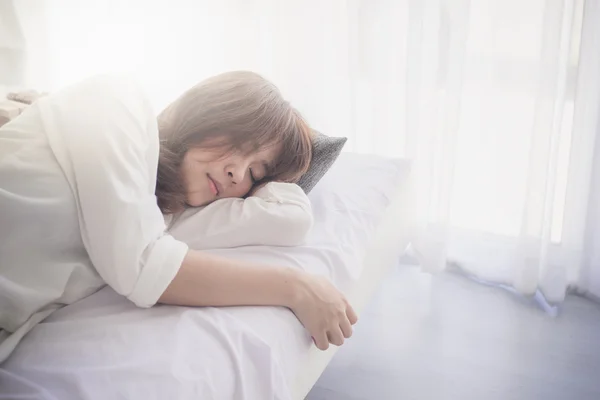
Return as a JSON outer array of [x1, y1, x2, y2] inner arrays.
[[312, 332, 329, 351], [340, 317, 353, 339], [346, 302, 358, 325], [327, 328, 345, 346]]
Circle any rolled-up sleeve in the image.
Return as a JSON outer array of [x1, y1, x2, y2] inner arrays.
[[168, 182, 313, 250], [38, 75, 188, 308]]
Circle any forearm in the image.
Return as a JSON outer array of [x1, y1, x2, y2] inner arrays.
[[158, 249, 359, 351], [158, 249, 301, 308]]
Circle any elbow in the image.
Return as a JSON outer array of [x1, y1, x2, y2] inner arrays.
[[95, 236, 187, 309]]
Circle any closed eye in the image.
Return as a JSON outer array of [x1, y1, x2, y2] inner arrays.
[[250, 163, 269, 184]]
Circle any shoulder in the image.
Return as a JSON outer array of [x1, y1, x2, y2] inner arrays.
[[53, 74, 155, 124], [35, 75, 161, 184], [39, 74, 159, 147]]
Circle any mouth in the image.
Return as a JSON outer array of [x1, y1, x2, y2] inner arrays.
[[207, 174, 220, 197]]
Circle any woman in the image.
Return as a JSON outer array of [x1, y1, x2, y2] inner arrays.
[[0, 71, 356, 363]]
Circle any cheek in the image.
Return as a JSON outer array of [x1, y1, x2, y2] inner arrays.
[[182, 157, 206, 184], [225, 181, 253, 199], [236, 182, 254, 197], [181, 161, 208, 204]]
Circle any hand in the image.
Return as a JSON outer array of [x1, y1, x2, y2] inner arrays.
[[288, 272, 358, 350]]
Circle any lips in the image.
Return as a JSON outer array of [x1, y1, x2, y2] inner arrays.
[[207, 174, 220, 197]]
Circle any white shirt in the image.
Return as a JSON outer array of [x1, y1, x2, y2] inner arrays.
[[0, 75, 312, 363]]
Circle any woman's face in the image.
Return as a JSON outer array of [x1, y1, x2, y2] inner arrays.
[[181, 145, 280, 207]]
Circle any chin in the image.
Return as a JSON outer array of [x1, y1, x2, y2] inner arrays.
[[186, 196, 213, 208]]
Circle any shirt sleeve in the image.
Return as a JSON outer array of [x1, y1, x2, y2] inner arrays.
[[167, 182, 313, 250], [38, 75, 188, 308]]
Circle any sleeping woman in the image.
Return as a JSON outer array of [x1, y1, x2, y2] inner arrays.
[[0, 71, 357, 363]]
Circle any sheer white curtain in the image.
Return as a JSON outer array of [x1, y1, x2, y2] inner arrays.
[[0, 0, 26, 90], [7, 0, 600, 304]]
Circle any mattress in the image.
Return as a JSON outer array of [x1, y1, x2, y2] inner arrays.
[[0, 153, 412, 400]]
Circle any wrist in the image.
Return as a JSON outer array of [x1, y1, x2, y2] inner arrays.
[[280, 267, 307, 309]]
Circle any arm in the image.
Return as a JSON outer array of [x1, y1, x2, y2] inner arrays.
[[167, 181, 313, 249], [159, 250, 298, 307], [38, 75, 187, 308], [159, 249, 358, 350]]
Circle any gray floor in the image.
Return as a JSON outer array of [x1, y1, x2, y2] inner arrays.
[[307, 265, 600, 400]]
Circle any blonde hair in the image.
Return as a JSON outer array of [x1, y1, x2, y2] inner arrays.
[[156, 71, 313, 213]]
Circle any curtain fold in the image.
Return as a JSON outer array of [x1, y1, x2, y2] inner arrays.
[[9, 0, 600, 304]]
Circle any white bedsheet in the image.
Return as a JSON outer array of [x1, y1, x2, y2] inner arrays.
[[0, 153, 411, 400]]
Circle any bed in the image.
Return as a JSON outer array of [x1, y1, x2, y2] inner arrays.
[[0, 152, 413, 400]]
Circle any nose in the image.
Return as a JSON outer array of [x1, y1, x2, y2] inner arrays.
[[225, 164, 246, 185]]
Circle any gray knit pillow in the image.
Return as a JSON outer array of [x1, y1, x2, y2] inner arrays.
[[297, 131, 347, 193]]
